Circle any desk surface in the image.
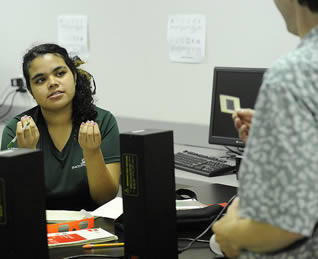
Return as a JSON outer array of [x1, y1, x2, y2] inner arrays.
[[49, 183, 236, 259], [49, 223, 215, 259], [0, 136, 237, 258]]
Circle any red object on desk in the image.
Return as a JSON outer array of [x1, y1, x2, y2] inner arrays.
[[47, 217, 94, 233], [218, 202, 227, 207]]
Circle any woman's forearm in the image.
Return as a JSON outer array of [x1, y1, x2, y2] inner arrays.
[[83, 148, 120, 205]]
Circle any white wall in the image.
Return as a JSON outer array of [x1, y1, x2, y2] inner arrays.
[[0, 0, 298, 126]]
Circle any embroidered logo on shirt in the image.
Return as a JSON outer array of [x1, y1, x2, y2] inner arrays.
[[72, 158, 86, 170]]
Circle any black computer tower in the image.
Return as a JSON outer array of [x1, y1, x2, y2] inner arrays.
[[120, 129, 178, 259], [0, 149, 48, 258]]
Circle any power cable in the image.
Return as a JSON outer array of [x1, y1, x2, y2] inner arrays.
[[0, 91, 18, 120], [0, 90, 15, 108]]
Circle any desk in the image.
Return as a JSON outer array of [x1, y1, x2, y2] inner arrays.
[[49, 218, 214, 259], [49, 183, 237, 259], [0, 139, 238, 258]]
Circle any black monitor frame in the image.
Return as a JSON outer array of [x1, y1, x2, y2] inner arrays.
[[209, 66, 266, 148]]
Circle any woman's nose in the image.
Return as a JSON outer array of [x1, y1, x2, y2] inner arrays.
[[48, 76, 58, 88]]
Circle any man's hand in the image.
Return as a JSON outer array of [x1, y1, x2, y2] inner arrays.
[[232, 109, 254, 142], [78, 121, 102, 153], [212, 198, 241, 258], [16, 115, 40, 149], [212, 197, 305, 256]]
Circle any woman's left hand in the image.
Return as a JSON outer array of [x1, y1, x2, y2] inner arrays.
[[78, 121, 101, 152]]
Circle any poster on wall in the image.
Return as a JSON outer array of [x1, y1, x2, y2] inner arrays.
[[58, 15, 89, 59], [167, 14, 206, 63]]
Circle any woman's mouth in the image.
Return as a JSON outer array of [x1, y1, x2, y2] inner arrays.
[[48, 91, 64, 98]]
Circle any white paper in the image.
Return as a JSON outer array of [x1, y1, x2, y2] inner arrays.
[[167, 14, 206, 63], [91, 197, 123, 219], [58, 15, 89, 59], [176, 199, 207, 210], [46, 210, 91, 223]]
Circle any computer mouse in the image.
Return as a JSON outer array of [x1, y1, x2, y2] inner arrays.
[[209, 234, 224, 256]]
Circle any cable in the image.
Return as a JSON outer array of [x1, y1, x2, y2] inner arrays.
[[0, 90, 18, 120], [238, 147, 244, 153], [63, 255, 124, 259], [178, 237, 209, 243], [0, 90, 15, 108], [224, 146, 243, 156], [219, 146, 244, 160], [177, 194, 237, 254]]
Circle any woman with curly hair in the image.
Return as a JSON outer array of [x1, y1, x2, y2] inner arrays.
[[1, 43, 120, 211]]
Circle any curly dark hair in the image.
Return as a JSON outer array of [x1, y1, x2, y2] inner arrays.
[[298, 0, 318, 12], [22, 43, 97, 130]]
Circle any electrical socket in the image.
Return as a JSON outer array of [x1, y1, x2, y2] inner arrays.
[[11, 78, 27, 92], [11, 78, 24, 87]]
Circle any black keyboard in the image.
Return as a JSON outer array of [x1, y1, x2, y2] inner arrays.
[[174, 150, 235, 177]]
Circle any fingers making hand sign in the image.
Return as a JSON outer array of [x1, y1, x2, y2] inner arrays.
[[78, 121, 102, 152], [16, 115, 40, 149]]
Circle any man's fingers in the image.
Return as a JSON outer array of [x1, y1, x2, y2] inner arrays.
[[234, 117, 242, 130], [237, 109, 254, 123], [239, 125, 248, 139], [226, 198, 240, 214]]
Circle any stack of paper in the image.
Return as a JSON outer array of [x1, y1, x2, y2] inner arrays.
[[46, 210, 91, 223], [91, 197, 123, 219], [47, 228, 118, 248], [46, 197, 123, 222]]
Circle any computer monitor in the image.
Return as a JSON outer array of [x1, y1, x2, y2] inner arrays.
[[209, 67, 266, 148]]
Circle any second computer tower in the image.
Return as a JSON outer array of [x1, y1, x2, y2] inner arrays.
[[0, 148, 48, 259], [120, 129, 178, 259]]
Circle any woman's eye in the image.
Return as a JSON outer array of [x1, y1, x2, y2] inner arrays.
[[56, 71, 66, 77], [35, 78, 45, 84]]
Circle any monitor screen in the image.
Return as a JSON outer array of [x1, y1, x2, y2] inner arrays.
[[209, 67, 266, 148]]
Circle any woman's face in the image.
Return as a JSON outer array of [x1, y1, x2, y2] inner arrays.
[[28, 54, 76, 113]]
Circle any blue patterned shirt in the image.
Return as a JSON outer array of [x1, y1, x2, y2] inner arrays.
[[238, 25, 318, 258]]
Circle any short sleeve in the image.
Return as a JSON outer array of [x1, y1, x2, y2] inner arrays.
[[1, 119, 19, 150], [1, 108, 37, 150], [238, 67, 318, 236], [98, 111, 120, 164]]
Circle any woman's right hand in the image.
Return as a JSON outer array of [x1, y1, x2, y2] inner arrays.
[[232, 109, 254, 142], [16, 115, 40, 149]]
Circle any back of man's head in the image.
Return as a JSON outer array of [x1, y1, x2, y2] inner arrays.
[[298, 0, 318, 12]]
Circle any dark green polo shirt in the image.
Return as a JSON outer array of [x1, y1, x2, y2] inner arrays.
[[1, 106, 120, 211]]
